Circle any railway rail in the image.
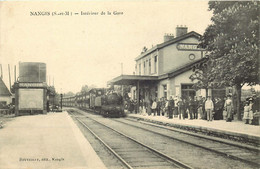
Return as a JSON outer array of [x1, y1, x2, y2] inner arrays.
[[74, 114, 193, 168], [113, 118, 260, 168], [67, 108, 259, 168]]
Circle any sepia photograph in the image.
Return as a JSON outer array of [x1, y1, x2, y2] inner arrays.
[[0, 0, 259, 169]]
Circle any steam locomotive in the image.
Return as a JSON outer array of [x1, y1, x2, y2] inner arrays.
[[63, 88, 126, 117]]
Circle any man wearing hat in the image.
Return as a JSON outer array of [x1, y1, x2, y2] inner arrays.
[[205, 96, 214, 121], [168, 96, 175, 119]]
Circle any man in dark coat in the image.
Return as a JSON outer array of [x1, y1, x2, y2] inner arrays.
[[168, 96, 175, 119], [193, 97, 198, 119], [178, 98, 186, 120], [187, 96, 194, 119]]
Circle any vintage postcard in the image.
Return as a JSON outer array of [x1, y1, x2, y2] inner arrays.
[[0, 1, 259, 169]]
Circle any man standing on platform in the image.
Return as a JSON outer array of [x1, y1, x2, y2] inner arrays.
[[205, 96, 214, 121], [168, 96, 175, 119], [193, 97, 198, 119], [187, 96, 193, 120], [151, 99, 157, 116]]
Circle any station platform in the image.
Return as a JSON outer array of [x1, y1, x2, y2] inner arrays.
[[0, 112, 106, 169], [127, 113, 260, 144]]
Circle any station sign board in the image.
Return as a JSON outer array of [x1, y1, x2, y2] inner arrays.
[[18, 82, 47, 88], [176, 43, 205, 51]]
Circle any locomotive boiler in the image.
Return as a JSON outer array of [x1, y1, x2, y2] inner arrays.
[[100, 92, 125, 117]]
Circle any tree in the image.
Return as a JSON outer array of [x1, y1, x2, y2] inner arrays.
[[80, 84, 97, 93], [191, 1, 259, 120], [65, 91, 75, 97], [80, 85, 89, 93]]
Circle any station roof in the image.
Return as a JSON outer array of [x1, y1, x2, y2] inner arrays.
[[0, 78, 12, 96], [108, 58, 207, 86], [108, 75, 158, 85]]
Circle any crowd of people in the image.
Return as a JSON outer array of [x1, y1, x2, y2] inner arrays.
[[125, 94, 260, 125]]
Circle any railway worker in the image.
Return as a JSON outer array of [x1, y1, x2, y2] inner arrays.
[[205, 96, 214, 121], [178, 97, 186, 120], [224, 95, 233, 122], [168, 96, 175, 119], [193, 97, 198, 119]]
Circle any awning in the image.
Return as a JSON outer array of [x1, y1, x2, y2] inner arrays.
[[108, 75, 158, 86]]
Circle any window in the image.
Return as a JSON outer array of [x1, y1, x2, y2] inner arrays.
[[146, 60, 149, 75], [149, 59, 151, 75], [139, 64, 141, 75], [143, 61, 146, 75], [163, 85, 167, 99], [181, 84, 195, 100], [154, 56, 157, 73], [155, 86, 158, 98]]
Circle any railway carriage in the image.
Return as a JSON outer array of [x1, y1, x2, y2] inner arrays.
[[63, 88, 125, 117]]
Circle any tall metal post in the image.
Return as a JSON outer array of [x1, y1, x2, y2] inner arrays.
[[8, 64, 11, 90]]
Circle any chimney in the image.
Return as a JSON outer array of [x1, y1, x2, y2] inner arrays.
[[176, 25, 188, 37], [164, 33, 174, 42]]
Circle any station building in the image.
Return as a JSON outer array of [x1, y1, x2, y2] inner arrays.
[[109, 26, 225, 109]]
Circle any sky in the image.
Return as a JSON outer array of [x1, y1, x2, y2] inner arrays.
[[0, 0, 213, 93]]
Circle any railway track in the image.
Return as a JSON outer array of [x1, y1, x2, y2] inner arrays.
[[67, 109, 259, 168], [113, 118, 260, 168], [75, 115, 193, 169]]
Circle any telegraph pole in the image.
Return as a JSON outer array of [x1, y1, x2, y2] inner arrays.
[[8, 64, 11, 90]]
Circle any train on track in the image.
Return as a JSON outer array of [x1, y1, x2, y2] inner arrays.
[[63, 88, 126, 117]]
